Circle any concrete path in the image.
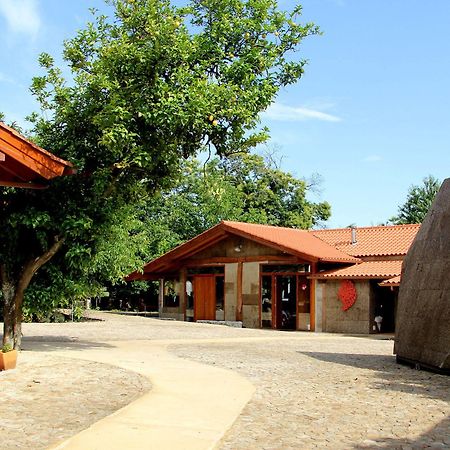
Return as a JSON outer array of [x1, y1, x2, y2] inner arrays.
[[45, 339, 256, 450]]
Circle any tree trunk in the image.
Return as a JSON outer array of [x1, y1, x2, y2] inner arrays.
[[1, 237, 65, 350], [1, 274, 16, 347]]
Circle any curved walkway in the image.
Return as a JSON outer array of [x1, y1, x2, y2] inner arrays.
[[11, 313, 449, 449], [44, 339, 256, 450]]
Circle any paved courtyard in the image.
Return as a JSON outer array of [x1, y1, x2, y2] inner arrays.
[[1, 312, 449, 449]]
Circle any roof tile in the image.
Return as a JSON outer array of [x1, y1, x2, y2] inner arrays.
[[310, 224, 420, 257], [311, 260, 403, 280], [222, 221, 359, 263]]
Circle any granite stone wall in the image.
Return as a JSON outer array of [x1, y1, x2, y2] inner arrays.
[[323, 280, 371, 334], [242, 262, 260, 328], [224, 263, 238, 321]]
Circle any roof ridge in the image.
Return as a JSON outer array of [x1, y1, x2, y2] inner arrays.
[[222, 220, 309, 233], [310, 223, 421, 233]]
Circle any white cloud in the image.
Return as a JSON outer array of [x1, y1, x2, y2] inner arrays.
[[363, 155, 382, 162], [263, 102, 342, 123], [0, 0, 41, 38]]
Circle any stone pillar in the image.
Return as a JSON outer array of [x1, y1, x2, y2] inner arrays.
[[314, 280, 323, 332], [224, 263, 238, 321]]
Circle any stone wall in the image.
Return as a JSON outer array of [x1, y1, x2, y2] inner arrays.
[[160, 307, 184, 321], [242, 262, 260, 328], [323, 280, 371, 334]]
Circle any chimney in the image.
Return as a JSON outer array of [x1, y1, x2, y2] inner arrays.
[[351, 226, 357, 245]]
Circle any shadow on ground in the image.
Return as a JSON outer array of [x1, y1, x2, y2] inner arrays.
[[299, 351, 450, 402], [353, 415, 450, 449], [11, 336, 114, 352]]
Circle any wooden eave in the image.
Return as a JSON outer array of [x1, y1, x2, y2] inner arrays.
[[127, 221, 358, 281], [0, 122, 75, 188]]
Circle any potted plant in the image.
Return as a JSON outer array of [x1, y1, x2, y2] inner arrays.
[[0, 344, 18, 371]]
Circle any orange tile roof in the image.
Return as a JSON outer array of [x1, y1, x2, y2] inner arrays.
[[310, 224, 420, 257], [221, 221, 360, 263], [379, 275, 401, 287], [310, 260, 403, 280], [0, 122, 74, 189], [128, 221, 361, 279]]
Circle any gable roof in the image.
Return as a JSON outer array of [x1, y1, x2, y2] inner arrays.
[[310, 224, 420, 257], [0, 122, 75, 189], [220, 221, 360, 263], [310, 260, 403, 280], [128, 221, 360, 280]]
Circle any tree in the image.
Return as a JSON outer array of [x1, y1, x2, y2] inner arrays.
[[0, 0, 318, 348], [142, 153, 331, 254], [390, 176, 441, 224]]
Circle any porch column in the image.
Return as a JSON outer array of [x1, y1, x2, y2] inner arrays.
[[158, 278, 164, 316], [179, 269, 187, 320], [236, 262, 243, 322], [310, 262, 317, 331]]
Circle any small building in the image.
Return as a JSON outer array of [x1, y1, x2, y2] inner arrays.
[[0, 122, 74, 189], [128, 221, 419, 334]]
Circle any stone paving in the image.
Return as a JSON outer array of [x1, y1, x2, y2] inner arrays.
[[0, 351, 151, 450], [173, 337, 450, 449], [2, 312, 449, 449]]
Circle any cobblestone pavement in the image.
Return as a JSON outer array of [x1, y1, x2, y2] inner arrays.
[[173, 338, 450, 450], [3, 313, 450, 449], [0, 351, 151, 450]]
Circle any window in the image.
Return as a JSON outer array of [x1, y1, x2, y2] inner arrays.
[[163, 280, 180, 307], [187, 266, 224, 275], [261, 264, 310, 274]]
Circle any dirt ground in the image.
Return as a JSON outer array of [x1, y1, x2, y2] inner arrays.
[[1, 312, 449, 450]]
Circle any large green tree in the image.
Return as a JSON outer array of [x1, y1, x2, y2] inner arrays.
[[390, 175, 441, 225], [143, 153, 331, 257], [0, 0, 318, 348]]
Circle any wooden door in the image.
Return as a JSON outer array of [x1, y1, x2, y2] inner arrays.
[[194, 276, 216, 321]]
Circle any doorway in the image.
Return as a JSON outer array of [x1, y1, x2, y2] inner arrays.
[[275, 275, 297, 330], [193, 276, 216, 321], [261, 274, 298, 330]]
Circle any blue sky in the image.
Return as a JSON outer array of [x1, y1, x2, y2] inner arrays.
[[0, 0, 449, 228]]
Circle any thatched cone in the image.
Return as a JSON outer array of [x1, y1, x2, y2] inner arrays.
[[395, 178, 450, 373]]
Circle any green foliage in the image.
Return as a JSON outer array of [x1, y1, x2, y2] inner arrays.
[[390, 175, 441, 224], [1, 343, 13, 353], [1, 0, 318, 319], [141, 153, 331, 256]]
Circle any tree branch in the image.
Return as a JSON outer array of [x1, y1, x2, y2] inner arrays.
[[17, 236, 66, 299]]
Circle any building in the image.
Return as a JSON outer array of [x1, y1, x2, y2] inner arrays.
[[0, 122, 74, 189], [128, 220, 419, 334]]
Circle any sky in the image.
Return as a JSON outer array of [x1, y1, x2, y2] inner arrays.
[[0, 0, 449, 228]]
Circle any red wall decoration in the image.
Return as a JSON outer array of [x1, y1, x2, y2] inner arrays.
[[338, 280, 357, 311]]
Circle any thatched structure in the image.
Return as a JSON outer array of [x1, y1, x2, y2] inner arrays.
[[395, 179, 450, 373]]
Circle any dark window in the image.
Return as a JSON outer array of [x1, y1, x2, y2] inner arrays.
[[163, 280, 179, 307], [216, 276, 225, 311], [261, 264, 310, 274], [187, 266, 225, 275]]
